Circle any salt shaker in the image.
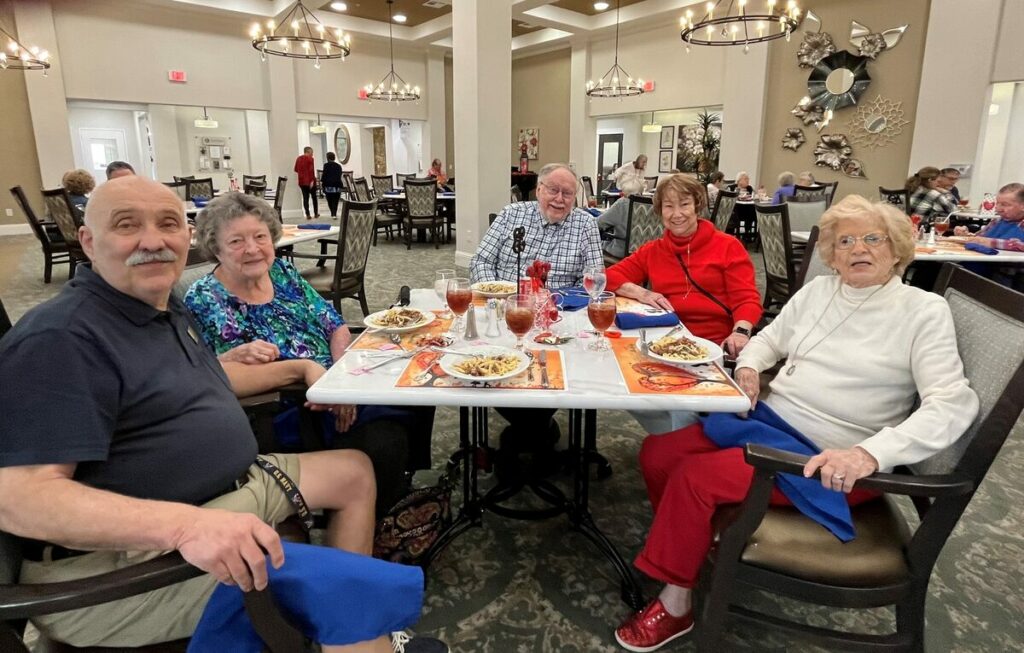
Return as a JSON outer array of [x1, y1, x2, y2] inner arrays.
[[463, 305, 480, 340], [485, 299, 502, 338]]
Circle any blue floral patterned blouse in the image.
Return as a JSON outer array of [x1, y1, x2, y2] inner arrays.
[[184, 259, 344, 367]]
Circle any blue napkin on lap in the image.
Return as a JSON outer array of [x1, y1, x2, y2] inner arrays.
[[297, 223, 332, 230], [615, 311, 680, 330], [189, 541, 423, 652], [702, 403, 855, 542], [964, 242, 999, 255]]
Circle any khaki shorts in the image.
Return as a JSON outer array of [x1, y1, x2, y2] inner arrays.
[[20, 453, 301, 648]]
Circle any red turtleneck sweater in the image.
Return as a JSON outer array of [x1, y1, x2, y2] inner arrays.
[[606, 219, 763, 343]]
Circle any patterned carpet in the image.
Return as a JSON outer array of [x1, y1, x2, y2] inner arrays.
[[1, 226, 1022, 652]]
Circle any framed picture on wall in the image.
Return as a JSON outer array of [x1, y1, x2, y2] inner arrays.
[[659, 125, 674, 149], [658, 150, 673, 173]]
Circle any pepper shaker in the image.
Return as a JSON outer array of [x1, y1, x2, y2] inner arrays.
[[485, 298, 502, 338], [463, 304, 480, 340]]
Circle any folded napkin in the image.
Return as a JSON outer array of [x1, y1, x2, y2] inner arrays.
[[586, 208, 603, 217], [189, 541, 423, 652], [554, 288, 590, 311], [615, 309, 680, 330], [702, 403, 855, 542], [964, 242, 999, 255], [297, 223, 333, 230]]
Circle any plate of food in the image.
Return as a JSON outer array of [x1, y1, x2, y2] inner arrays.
[[364, 307, 435, 332], [438, 345, 531, 383], [471, 281, 518, 298], [638, 333, 723, 366]]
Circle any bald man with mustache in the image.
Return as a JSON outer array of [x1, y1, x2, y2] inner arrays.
[[0, 177, 433, 652]]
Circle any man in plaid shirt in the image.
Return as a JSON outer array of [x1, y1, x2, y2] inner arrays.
[[470, 163, 602, 288]]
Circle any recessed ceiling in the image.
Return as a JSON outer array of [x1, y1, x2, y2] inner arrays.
[[551, 0, 647, 16], [513, 21, 544, 37], [319, 0, 451, 27]]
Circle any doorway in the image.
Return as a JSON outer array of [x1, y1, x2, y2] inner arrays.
[[79, 128, 128, 176], [597, 133, 623, 190]]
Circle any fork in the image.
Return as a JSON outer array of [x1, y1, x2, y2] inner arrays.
[[639, 329, 650, 356], [357, 345, 427, 372]]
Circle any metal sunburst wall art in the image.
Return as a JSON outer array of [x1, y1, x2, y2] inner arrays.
[[782, 128, 807, 151], [845, 96, 909, 150]]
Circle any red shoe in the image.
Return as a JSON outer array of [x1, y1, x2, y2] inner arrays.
[[614, 598, 693, 652]]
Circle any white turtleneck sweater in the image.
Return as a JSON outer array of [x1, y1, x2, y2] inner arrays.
[[736, 275, 978, 471]]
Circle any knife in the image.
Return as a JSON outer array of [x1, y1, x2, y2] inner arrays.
[[539, 350, 549, 386]]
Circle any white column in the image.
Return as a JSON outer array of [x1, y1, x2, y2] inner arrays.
[[452, 0, 512, 267], [568, 40, 597, 187], [264, 57, 301, 217], [719, 45, 769, 184], [14, 0, 74, 186], [424, 47, 447, 174]]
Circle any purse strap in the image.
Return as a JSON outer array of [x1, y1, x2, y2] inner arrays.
[[254, 456, 313, 533], [675, 253, 734, 319]]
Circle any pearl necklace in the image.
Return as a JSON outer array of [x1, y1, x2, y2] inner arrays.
[[784, 283, 886, 376]]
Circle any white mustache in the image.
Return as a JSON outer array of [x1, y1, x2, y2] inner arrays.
[[125, 249, 179, 266]]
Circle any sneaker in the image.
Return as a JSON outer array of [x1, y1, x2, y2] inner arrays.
[[391, 630, 449, 653], [614, 598, 693, 652]]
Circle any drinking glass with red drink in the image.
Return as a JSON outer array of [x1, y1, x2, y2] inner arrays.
[[933, 216, 950, 238], [445, 277, 473, 339], [504, 294, 536, 350], [587, 291, 617, 351]]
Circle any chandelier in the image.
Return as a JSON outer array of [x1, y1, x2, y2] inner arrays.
[[0, 21, 51, 72], [681, 0, 803, 52], [363, 1, 420, 102], [585, 0, 644, 98], [250, 1, 351, 68]]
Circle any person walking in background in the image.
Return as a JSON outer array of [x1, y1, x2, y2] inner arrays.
[[294, 146, 319, 219], [609, 155, 648, 197], [321, 152, 344, 219]]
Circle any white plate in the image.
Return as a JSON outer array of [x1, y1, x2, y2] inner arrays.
[[637, 334, 723, 366], [438, 345, 531, 383], [363, 308, 435, 333], [471, 281, 518, 298]]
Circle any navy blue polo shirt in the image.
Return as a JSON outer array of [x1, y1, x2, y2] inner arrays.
[[0, 265, 256, 505]]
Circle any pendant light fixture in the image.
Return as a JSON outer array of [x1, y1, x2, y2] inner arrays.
[[0, 20, 51, 73], [194, 107, 218, 129], [250, 1, 351, 68], [310, 113, 327, 133], [362, 0, 420, 102], [680, 0, 803, 53], [585, 0, 645, 98], [641, 111, 662, 133]]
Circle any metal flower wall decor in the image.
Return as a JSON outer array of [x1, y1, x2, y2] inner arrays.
[[792, 100, 825, 126], [797, 31, 836, 68], [850, 21, 908, 59], [844, 95, 909, 150], [813, 134, 852, 170], [782, 128, 806, 151], [842, 158, 866, 178]]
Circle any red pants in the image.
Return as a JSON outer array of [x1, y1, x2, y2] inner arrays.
[[634, 424, 877, 588]]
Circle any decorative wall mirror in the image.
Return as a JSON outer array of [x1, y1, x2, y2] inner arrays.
[[864, 114, 887, 133], [807, 51, 871, 112], [333, 125, 351, 164]]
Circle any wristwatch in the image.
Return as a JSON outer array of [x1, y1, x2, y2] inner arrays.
[[733, 326, 752, 337]]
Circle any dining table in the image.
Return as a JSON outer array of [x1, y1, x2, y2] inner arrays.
[[307, 289, 750, 608], [791, 231, 1024, 264], [184, 224, 340, 266]]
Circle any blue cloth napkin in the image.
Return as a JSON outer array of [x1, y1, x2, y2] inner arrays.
[[297, 223, 333, 230], [439, 192, 455, 198], [554, 288, 590, 311], [701, 403, 856, 542], [615, 311, 680, 330], [586, 208, 602, 217], [188, 541, 424, 652], [964, 242, 999, 255]]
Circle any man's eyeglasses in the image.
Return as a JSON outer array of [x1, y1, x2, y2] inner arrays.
[[836, 233, 889, 250], [539, 182, 576, 200]]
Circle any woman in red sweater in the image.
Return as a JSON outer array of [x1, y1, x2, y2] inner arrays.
[[293, 146, 319, 219], [607, 173, 762, 352]]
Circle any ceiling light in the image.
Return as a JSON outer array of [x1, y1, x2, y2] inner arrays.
[[594, 1, 610, 10], [362, 1, 420, 102], [330, 1, 347, 10], [310, 113, 327, 133], [194, 106, 218, 129], [250, 1, 351, 67], [585, 0, 645, 99], [680, 0, 803, 52], [393, 14, 407, 23], [0, 20, 51, 73], [642, 111, 662, 133]]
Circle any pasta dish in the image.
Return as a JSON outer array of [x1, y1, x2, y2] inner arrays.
[[369, 308, 426, 328], [452, 354, 521, 377], [649, 335, 709, 361], [475, 282, 516, 294]]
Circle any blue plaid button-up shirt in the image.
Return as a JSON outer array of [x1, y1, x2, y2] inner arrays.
[[470, 202, 603, 288]]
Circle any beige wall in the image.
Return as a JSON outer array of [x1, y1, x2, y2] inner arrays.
[[992, 0, 1024, 83], [445, 54, 454, 175], [511, 50, 571, 168], [0, 2, 43, 226], [758, 0, 931, 200]]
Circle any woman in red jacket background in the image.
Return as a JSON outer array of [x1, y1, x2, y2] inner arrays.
[[293, 146, 319, 219]]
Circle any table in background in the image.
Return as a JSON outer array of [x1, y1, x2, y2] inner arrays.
[[185, 225, 339, 266], [792, 231, 1024, 264], [308, 290, 748, 608]]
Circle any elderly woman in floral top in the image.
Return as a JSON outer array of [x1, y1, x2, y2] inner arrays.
[[185, 192, 429, 516]]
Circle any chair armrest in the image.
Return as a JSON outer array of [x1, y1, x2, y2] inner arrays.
[[0, 552, 201, 620], [288, 252, 326, 260], [743, 444, 974, 498]]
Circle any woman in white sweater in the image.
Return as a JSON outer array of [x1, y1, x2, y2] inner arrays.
[[615, 195, 978, 653]]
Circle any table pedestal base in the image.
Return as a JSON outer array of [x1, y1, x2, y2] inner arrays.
[[423, 406, 644, 610]]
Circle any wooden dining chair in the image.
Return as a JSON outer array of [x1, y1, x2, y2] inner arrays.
[[272, 176, 288, 222], [163, 181, 188, 202], [341, 171, 355, 198], [395, 173, 416, 189], [755, 203, 798, 315], [821, 180, 839, 207], [402, 179, 442, 250], [580, 176, 597, 207], [295, 199, 375, 316], [10, 186, 71, 284], [242, 174, 266, 186], [793, 184, 827, 203], [352, 178, 372, 203], [40, 188, 87, 279], [172, 175, 195, 183], [243, 182, 267, 198], [879, 186, 909, 214], [643, 176, 659, 193], [710, 189, 739, 233], [184, 178, 214, 201], [623, 195, 660, 256], [793, 226, 828, 292], [696, 264, 1024, 652]]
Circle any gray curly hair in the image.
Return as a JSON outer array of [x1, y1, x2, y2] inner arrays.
[[193, 191, 282, 259]]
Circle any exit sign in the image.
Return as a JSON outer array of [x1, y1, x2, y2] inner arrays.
[[168, 70, 187, 83], [642, 79, 655, 92]]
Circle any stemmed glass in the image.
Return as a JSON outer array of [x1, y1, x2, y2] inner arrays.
[[434, 269, 456, 316], [445, 277, 473, 340], [504, 294, 536, 350], [587, 291, 617, 351], [583, 265, 607, 299], [933, 216, 950, 239]]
